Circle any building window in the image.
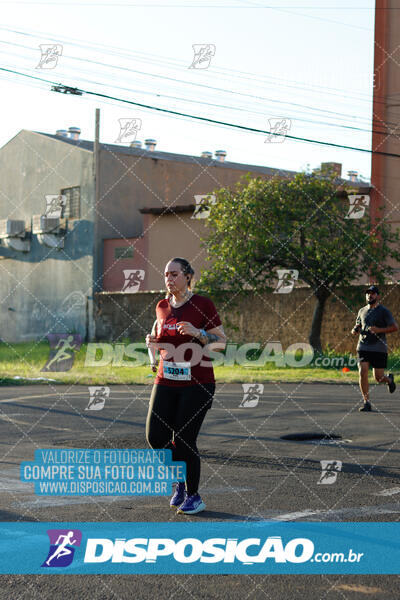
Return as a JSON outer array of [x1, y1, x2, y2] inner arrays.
[[61, 186, 81, 218], [114, 246, 134, 260]]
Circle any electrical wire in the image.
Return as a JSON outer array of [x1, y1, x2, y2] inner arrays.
[[0, 24, 385, 107], [0, 48, 391, 138], [0, 2, 384, 7], [0, 35, 390, 132], [1, 66, 399, 158], [1, 35, 397, 138]]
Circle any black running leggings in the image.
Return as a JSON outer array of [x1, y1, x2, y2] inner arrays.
[[146, 383, 215, 496]]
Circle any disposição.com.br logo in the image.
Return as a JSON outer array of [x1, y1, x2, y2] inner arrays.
[[40, 531, 364, 568]]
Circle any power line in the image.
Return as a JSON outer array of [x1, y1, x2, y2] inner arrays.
[[0, 24, 380, 102], [0, 30, 374, 105], [0, 64, 376, 149], [0, 37, 383, 132], [2, 24, 389, 111], [1, 66, 399, 158], [0, 2, 384, 7], [1, 34, 389, 130], [240, 0, 373, 30], [5, 43, 372, 120], [0, 50, 391, 138]]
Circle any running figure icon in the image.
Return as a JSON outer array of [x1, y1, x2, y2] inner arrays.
[[121, 269, 145, 293], [317, 460, 342, 485], [43, 335, 78, 371], [86, 386, 110, 410], [45, 531, 77, 566], [274, 269, 298, 294], [42, 528, 82, 568]]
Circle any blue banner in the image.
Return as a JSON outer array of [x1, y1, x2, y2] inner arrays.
[[0, 522, 399, 574]]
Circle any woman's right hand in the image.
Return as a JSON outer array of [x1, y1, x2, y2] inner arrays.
[[146, 334, 159, 372], [146, 334, 158, 348]]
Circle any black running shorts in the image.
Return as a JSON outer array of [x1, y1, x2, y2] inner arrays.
[[357, 350, 387, 369]]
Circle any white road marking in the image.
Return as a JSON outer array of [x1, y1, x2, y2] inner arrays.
[[0, 415, 41, 427], [374, 487, 400, 497], [267, 504, 400, 521], [273, 509, 319, 521], [0, 477, 28, 492], [0, 413, 28, 416], [309, 439, 353, 445], [203, 487, 253, 493], [0, 391, 86, 404], [0, 414, 71, 431]]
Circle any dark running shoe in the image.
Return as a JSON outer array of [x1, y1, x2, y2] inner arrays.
[[359, 402, 372, 412], [388, 373, 396, 394], [176, 493, 206, 515], [170, 482, 186, 509]]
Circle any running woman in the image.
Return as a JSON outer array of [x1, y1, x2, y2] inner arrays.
[[145, 258, 226, 514], [351, 285, 398, 412]]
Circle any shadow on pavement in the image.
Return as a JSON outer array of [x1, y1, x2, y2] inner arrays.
[[0, 509, 38, 522]]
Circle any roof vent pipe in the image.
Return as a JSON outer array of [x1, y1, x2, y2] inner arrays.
[[68, 127, 81, 140], [347, 170, 358, 182], [56, 130, 68, 137], [144, 139, 157, 151], [215, 150, 227, 162]]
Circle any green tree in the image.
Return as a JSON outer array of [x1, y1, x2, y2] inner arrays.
[[198, 172, 400, 352]]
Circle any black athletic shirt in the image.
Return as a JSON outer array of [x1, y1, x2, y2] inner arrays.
[[355, 304, 395, 353]]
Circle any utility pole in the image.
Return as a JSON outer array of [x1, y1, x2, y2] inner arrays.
[[370, 0, 387, 228], [89, 108, 101, 341]]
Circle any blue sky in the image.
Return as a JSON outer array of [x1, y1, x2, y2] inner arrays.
[[0, 0, 375, 179]]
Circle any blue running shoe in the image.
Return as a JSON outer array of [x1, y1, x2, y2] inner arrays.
[[176, 493, 206, 515], [170, 482, 186, 509]]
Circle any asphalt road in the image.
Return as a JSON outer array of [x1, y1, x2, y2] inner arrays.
[[0, 381, 399, 599]]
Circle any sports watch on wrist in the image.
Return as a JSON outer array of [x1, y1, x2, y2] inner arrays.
[[197, 328, 207, 340]]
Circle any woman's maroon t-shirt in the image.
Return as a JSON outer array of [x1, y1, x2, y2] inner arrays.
[[154, 294, 222, 387]]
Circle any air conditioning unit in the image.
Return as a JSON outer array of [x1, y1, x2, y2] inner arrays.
[[0, 219, 25, 238], [2, 237, 31, 252], [32, 215, 60, 234], [37, 233, 64, 249]]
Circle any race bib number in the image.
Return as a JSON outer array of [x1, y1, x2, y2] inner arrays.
[[163, 361, 191, 381]]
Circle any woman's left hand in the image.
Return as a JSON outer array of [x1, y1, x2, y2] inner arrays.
[[176, 321, 200, 337]]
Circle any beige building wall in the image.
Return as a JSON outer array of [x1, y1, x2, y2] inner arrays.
[[142, 212, 209, 290], [96, 146, 290, 290]]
